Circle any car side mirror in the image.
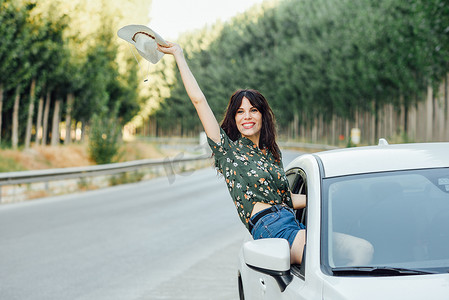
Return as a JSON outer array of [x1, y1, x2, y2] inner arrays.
[[243, 238, 293, 292]]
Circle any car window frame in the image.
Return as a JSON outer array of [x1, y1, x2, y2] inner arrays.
[[286, 167, 308, 279]]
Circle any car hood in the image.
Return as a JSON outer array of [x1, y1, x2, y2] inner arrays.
[[322, 274, 449, 300]]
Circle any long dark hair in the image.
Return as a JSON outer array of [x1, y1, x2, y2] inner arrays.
[[221, 89, 281, 162]]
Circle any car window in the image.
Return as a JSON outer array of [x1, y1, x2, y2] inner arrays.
[[286, 168, 307, 222], [286, 169, 299, 191], [322, 167, 449, 274]]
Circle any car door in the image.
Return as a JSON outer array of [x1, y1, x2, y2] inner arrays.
[[240, 165, 315, 300], [283, 164, 323, 300]]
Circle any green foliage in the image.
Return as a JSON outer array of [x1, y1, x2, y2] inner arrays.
[[88, 114, 122, 164], [1, 0, 448, 148], [0, 0, 146, 149], [149, 0, 449, 137], [0, 0, 35, 88]]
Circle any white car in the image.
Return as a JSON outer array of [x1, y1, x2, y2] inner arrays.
[[238, 140, 449, 299]]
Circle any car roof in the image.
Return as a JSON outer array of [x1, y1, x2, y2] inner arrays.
[[314, 142, 449, 178]]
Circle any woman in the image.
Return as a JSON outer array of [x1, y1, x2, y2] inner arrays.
[[158, 42, 307, 265]]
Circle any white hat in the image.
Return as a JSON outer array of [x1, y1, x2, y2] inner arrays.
[[117, 25, 168, 64]]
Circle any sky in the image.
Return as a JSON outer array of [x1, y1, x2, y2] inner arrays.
[[149, 0, 267, 40]]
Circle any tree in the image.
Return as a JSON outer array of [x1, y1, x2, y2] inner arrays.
[[0, 1, 35, 148], [1, 0, 150, 149], [147, 0, 449, 142]]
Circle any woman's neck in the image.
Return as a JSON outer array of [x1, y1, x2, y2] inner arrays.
[[243, 134, 260, 148]]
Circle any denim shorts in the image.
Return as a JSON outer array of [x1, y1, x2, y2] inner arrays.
[[249, 205, 306, 247]]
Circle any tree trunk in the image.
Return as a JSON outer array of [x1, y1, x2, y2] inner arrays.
[[12, 85, 21, 150], [35, 95, 44, 145], [403, 103, 408, 136], [445, 73, 448, 120], [293, 112, 299, 139], [426, 85, 433, 142], [0, 84, 3, 144], [64, 93, 74, 145], [442, 73, 449, 140], [51, 98, 61, 146], [80, 120, 86, 142], [42, 90, 51, 145], [373, 100, 379, 145], [25, 78, 37, 149]]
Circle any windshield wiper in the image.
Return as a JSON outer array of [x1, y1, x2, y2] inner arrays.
[[332, 266, 436, 276]]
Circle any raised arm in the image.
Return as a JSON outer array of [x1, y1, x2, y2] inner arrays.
[[157, 42, 221, 143]]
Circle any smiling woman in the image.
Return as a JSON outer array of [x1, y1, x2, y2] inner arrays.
[[154, 38, 307, 265], [235, 99, 262, 141], [221, 90, 272, 155]]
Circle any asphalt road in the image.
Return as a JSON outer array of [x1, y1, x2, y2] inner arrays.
[[0, 150, 301, 300]]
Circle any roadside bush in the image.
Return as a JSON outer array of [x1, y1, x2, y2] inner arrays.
[[88, 114, 122, 164]]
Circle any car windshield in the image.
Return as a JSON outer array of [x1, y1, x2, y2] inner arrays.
[[322, 168, 449, 275]]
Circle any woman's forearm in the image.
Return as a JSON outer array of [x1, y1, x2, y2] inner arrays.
[[157, 42, 221, 142], [173, 51, 206, 104], [292, 193, 306, 209]]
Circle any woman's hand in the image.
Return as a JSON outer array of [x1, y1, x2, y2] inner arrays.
[[157, 41, 183, 57]]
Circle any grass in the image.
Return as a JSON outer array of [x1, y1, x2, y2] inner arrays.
[[0, 156, 26, 172]]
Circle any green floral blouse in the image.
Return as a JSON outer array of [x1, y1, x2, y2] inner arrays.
[[207, 128, 293, 229]]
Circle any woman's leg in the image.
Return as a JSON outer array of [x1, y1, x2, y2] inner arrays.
[[290, 231, 374, 266], [290, 229, 306, 264]]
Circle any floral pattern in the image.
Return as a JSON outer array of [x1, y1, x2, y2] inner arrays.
[[207, 128, 293, 229]]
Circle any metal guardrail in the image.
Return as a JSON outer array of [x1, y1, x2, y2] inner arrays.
[[0, 154, 211, 186], [0, 141, 335, 187]]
